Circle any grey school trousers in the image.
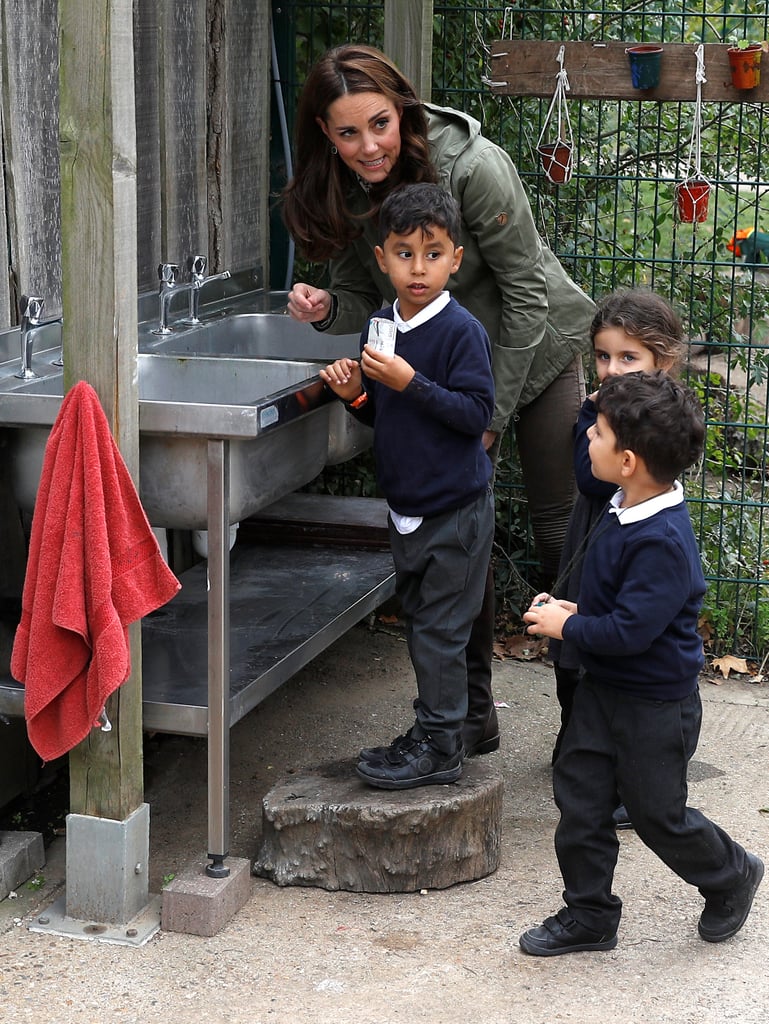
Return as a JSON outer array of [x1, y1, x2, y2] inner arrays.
[[388, 487, 495, 755]]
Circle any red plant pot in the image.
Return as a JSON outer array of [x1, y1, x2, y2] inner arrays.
[[727, 44, 762, 90], [537, 142, 573, 184], [675, 180, 711, 223]]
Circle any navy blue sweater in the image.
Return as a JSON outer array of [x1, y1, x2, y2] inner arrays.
[[352, 299, 494, 517], [561, 498, 706, 700]]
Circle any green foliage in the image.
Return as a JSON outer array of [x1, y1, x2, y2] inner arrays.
[[688, 370, 769, 478], [306, 449, 379, 497], [691, 489, 769, 658]]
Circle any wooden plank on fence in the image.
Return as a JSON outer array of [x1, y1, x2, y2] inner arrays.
[[158, 2, 208, 264], [134, 1, 162, 293], [214, 0, 270, 277], [488, 40, 769, 103], [0, 14, 9, 328], [1, 0, 62, 320]]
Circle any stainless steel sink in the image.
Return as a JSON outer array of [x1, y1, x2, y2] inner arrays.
[[139, 310, 361, 361], [138, 313, 370, 464], [0, 283, 373, 525], [0, 354, 351, 528]]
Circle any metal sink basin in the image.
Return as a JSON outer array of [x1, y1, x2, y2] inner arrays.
[[0, 353, 365, 529], [137, 313, 370, 465], [140, 310, 361, 362]]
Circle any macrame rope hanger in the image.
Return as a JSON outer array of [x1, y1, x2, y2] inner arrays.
[[676, 44, 712, 225], [685, 44, 708, 182], [536, 45, 574, 184]]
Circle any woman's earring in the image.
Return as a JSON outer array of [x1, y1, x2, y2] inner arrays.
[[330, 144, 338, 156]]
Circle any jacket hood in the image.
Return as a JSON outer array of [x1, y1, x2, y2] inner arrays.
[[423, 103, 482, 185]]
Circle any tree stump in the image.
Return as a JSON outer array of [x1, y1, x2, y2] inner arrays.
[[253, 758, 503, 892]]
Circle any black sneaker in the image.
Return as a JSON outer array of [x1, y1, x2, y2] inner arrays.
[[359, 725, 420, 764], [356, 735, 463, 790], [519, 908, 618, 957], [698, 853, 764, 942]]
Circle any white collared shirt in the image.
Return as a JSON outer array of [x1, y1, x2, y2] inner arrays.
[[609, 479, 684, 524], [392, 290, 451, 332]]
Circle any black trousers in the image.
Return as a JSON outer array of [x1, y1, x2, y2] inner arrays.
[[388, 488, 494, 755], [554, 675, 750, 935]]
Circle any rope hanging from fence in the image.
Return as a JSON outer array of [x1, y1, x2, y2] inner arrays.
[[684, 44, 707, 181], [536, 45, 574, 184], [674, 44, 712, 225]]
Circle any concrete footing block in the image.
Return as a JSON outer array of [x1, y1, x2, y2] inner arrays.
[[0, 831, 45, 901], [161, 855, 252, 936], [254, 758, 504, 892]]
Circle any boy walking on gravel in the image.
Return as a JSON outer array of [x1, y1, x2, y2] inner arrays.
[[520, 371, 763, 955]]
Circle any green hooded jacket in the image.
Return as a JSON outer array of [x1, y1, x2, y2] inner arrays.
[[322, 103, 595, 433]]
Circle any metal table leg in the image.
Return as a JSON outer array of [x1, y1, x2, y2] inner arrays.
[[206, 438, 230, 877]]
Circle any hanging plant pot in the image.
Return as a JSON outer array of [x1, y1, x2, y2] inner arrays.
[[537, 141, 573, 184], [727, 44, 762, 90], [675, 179, 711, 223], [626, 44, 664, 90]]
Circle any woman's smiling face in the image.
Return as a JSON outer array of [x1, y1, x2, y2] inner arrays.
[[319, 92, 402, 184]]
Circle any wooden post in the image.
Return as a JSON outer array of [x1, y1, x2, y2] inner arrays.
[[384, 0, 433, 101], [59, 0, 143, 824]]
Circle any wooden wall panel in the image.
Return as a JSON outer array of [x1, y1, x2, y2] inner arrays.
[[158, 1, 209, 267], [0, 11, 9, 327], [0, 0, 62, 323], [134, 0, 163, 293], [214, 0, 270, 279], [0, 0, 269, 327]]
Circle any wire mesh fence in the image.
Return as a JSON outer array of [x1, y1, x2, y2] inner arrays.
[[272, 1, 769, 658]]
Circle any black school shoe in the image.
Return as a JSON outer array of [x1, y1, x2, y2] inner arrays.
[[519, 908, 618, 957], [356, 735, 463, 790], [698, 853, 764, 942], [359, 725, 419, 764], [462, 705, 500, 757]]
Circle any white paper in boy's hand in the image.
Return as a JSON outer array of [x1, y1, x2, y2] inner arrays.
[[367, 317, 397, 356]]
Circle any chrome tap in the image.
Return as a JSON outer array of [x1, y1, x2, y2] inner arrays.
[[15, 295, 44, 379], [152, 263, 184, 335], [151, 258, 231, 334]]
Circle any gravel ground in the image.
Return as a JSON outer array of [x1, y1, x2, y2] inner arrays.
[[1, 621, 768, 1024]]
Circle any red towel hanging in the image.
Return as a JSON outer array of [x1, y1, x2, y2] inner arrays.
[[11, 380, 181, 761]]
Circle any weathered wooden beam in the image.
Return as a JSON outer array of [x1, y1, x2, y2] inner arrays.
[[488, 40, 769, 103], [385, 0, 433, 101], [133, 1, 162, 292], [214, 0, 270, 277], [158, 2, 208, 263], [59, 0, 142, 822], [0, 0, 62, 322]]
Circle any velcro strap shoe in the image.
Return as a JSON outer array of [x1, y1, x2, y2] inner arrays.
[[519, 908, 618, 957], [356, 735, 462, 790]]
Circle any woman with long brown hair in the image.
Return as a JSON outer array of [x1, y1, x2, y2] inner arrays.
[[283, 44, 595, 761]]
